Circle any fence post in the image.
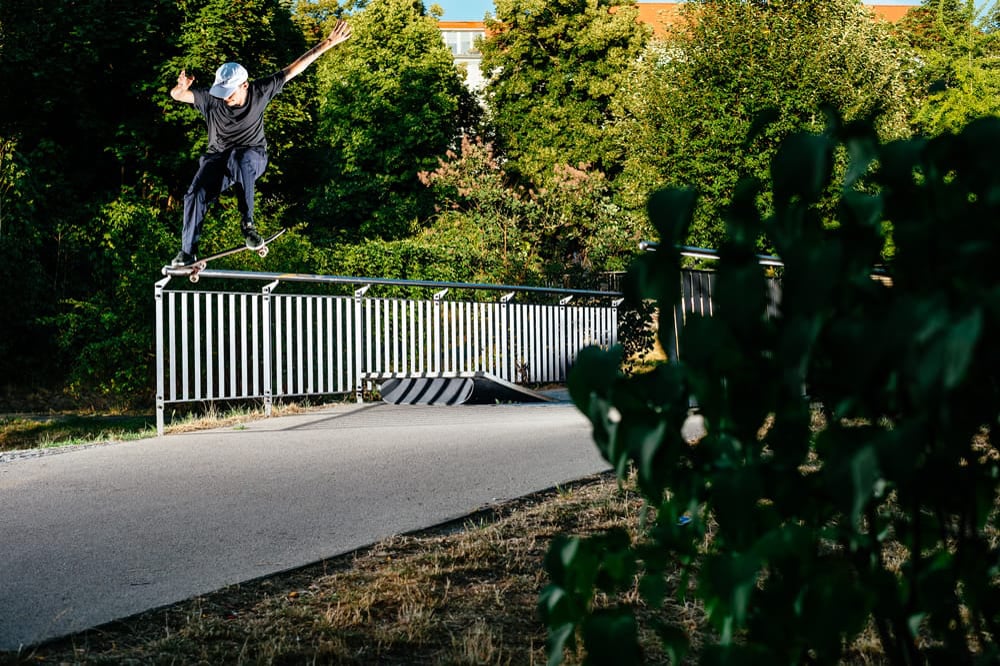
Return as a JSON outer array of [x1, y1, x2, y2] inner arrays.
[[558, 296, 572, 381], [433, 289, 448, 375], [262, 280, 279, 416], [155, 276, 171, 437], [354, 285, 371, 402], [500, 292, 515, 381], [612, 297, 624, 347]]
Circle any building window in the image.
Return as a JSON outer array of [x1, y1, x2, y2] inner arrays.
[[441, 30, 484, 57]]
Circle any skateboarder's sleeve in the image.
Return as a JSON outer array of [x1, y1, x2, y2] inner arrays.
[[282, 19, 352, 82]]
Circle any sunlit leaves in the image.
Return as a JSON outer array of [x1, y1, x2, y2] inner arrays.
[[480, 0, 650, 182], [311, 0, 477, 238], [614, 0, 915, 251]]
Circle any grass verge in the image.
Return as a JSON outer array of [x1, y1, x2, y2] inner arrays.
[[0, 414, 157, 452], [0, 401, 342, 454]]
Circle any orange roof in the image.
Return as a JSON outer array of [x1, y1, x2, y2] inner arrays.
[[868, 5, 912, 22], [440, 3, 915, 35], [438, 21, 486, 30], [635, 3, 684, 37], [633, 3, 914, 32]]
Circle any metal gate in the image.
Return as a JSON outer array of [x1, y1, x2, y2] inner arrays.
[[154, 270, 622, 435]]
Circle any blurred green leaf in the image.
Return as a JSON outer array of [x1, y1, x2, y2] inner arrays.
[[772, 132, 833, 205], [582, 610, 642, 665]]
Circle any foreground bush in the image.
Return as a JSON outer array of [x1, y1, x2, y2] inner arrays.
[[543, 114, 1000, 664]]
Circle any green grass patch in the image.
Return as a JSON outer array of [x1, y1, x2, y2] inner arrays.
[[0, 415, 157, 452], [0, 400, 344, 453]]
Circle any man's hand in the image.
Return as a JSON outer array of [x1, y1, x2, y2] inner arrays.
[[325, 19, 352, 47], [171, 70, 196, 104]]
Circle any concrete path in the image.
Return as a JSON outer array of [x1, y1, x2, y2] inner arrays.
[[0, 401, 609, 652]]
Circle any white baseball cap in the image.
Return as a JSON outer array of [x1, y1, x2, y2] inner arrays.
[[209, 62, 248, 98]]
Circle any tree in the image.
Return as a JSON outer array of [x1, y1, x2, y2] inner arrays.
[[614, 0, 915, 250], [309, 0, 480, 240], [416, 136, 541, 284], [417, 135, 640, 286], [895, 0, 1000, 135], [0, 136, 50, 391], [0, 0, 183, 395], [479, 0, 650, 184], [0, 0, 342, 404]]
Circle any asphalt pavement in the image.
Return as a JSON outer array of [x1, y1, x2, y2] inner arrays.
[[0, 400, 611, 652]]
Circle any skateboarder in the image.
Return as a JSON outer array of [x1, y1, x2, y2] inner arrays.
[[169, 20, 352, 267]]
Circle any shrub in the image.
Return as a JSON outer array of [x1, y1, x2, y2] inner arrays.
[[541, 114, 1000, 664], [419, 135, 641, 287]]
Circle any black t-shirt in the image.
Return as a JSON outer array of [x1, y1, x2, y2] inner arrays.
[[192, 71, 286, 153]]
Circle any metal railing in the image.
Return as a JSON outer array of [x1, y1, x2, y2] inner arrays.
[[154, 269, 623, 435], [640, 244, 783, 362], [657, 268, 782, 362]]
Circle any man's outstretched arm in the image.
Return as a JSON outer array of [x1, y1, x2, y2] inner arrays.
[[283, 19, 352, 82], [170, 70, 196, 104]]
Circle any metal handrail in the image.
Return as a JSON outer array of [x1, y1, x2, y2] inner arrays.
[[639, 242, 784, 267], [640, 242, 890, 277], [160, 267, 624, 300]]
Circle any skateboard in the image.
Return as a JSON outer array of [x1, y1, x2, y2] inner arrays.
[[163, 229, 287, 283]]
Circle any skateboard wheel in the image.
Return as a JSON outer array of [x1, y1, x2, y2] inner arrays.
[[189, 274, 200, 284], [257, 246, 269, 258]]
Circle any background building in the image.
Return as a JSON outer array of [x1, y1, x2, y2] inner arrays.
[[439, 21, 487, 91]]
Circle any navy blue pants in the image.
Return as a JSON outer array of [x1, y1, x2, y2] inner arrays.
[[181, 147, 267, 255]]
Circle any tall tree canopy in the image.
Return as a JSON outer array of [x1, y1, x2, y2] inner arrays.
[[0, 0, 344, 399], [896, 0, 1000, 135], [309, 0, 479, 240], [479, 0, 650, 183], [614, 0, 915, 250], [0, 0, 183, 387]]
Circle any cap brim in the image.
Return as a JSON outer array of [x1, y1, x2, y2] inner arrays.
[[209, 83, 239, 99]]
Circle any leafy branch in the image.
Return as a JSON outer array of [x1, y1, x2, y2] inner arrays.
[[542, 113, 1000, 664]]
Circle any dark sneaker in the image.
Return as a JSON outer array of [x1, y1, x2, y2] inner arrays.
[[244, 226, 264, 249], [171, 250, 197, 267]]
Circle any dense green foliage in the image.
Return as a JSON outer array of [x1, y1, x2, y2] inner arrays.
[[614, 0, 915, 250], [416, 136, 638, 286], [895, 0, 1000, 135], [480, 0, 650, 182], [0, 0, 185, 398], [542, 116, 1000, 663], [310, 0, 480, 239], [0, 0, 473, 404]]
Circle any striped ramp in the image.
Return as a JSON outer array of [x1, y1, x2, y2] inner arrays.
[[378, 372, 554, 406]]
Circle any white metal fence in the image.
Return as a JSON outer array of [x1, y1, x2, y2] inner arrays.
[[154, 270, 622, 435]]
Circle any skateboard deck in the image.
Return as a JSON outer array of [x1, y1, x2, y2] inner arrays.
[[163, 229, 287, 282]]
